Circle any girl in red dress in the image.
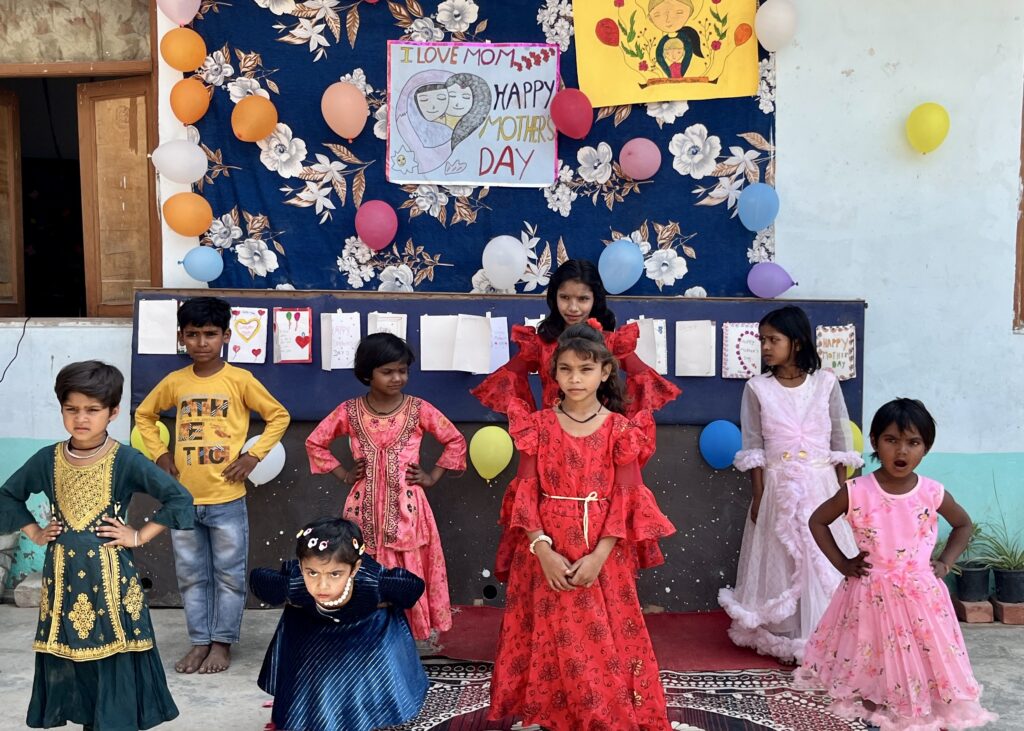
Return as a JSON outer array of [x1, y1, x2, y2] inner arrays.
[[488, 323, 675, 731]]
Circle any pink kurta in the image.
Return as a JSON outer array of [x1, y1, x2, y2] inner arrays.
[[305, 396, 466, 639]]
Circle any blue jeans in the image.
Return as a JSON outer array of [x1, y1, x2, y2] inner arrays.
[[171, 497, 249, 645]]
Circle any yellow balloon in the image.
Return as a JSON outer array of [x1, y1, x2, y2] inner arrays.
[[847, 420, 864, 479], [469, 426, 514, 480], [131, 422, 170, 460], [906, 102, 949, 154]]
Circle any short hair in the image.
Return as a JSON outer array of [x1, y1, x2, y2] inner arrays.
[[296, 517, 364, 565], [54, 360, 123, 409], [538, 259, 616, 342], [353, 333, 415, 385], [177, 297, 231, 331], [869, 398, 937, 457], [759, 305, 821, 375]]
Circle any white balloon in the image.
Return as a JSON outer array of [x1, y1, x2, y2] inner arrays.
[[481, 235, 528, 291], [755, 0, 797, 52], [151, 139, 208, 184], [242, 437, 286, 486]]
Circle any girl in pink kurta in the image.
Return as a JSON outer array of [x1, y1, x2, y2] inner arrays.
[[305, 333, 466, 640], [798, 398, 995, 731]]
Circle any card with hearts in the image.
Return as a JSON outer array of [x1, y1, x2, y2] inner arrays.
[[227, 307, 269, 364], [722, 322, 761, 379], [272, 307, 313, 364]]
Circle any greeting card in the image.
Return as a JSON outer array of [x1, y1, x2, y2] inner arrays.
[[722, 321, 761, 379], [816, 324, 857, 381], [675, 320, 716, 377], [227, 306, 268, 364], [320, 311, 361, 370], [273, 307, 313, 364]]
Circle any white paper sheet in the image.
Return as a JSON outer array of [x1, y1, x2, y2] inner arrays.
[[722, 321, 761, 379], [273, 307, 313, 363], [452, 314, 493, 374], [419, 315, 458, 371], [367, 312, 408, 340], [137, 299, 179, 355], [227, 306, 269, 364], [489, 316, 510, 373], [320, 311, 361, 370], [523, 315, 545, 329], [628, 317, 668, 375], [816, 324, 857, 380], [674, 320, 716, 377]]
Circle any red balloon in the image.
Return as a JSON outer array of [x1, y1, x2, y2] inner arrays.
[[550, 88, 593, 140], [354, 200, 398, 251], [595, 18, 619, 46]]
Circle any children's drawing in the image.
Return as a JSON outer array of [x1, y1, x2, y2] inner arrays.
[[387, 41, 559, 187], [816, 324, 857, 381], [722, 321, 761, 379], [573, 0, 758, 106], [273, 307, 313, 364], [228, 306, 269, 364]]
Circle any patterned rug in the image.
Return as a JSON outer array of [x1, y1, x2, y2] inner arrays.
[[390, 663, 870, 731]]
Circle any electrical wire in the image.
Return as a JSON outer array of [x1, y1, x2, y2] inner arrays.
[[0, 316, 30, 385]]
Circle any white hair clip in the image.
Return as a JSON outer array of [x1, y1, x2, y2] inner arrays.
[[307, 538, 318, 548], [302, 528, 313, 536], [296, 530, 304, 538], [318, 540, 329, 551]]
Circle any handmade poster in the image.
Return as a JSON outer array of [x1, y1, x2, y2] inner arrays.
[[572, 0, 759, 106], [137, 299, 179, 355], [722, 321, 761, 379], [367, 312, 408, 341], [628, 317, 668, 375], [227, 306, 268, 364], [320, 311, 361, 371], [675, 319, 716, 377], [272, 307, 313, 364], [816, 323, 856, 381], [386, 41, 559, 187]]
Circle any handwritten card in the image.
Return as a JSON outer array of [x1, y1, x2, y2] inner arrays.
[[420, 314, 509, 374], [489, 316, 510, 373], [320, 311, 361, 371], [629, 317, 668, 375], [367, 312, 408, 341], [272, 307, 313, 364], [722, 322, 761, 379], [816, 324, 857, 381], [137, 299, 179, 355], [227, 307, 268, 364], [675, 320, 716, 377]]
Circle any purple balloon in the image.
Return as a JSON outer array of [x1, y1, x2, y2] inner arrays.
[[747, 262, 795, 298], [618, 138, 662, 180]]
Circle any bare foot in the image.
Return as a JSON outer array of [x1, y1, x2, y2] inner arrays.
[[175, 645, 210, 674], [778, 656, 797, 666], [198, 641, 231, 673]]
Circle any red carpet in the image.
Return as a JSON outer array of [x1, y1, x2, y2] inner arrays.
[[437, 606, 784, 671]]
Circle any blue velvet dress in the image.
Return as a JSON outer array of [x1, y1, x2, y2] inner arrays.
[[250, 556, 428, 731]]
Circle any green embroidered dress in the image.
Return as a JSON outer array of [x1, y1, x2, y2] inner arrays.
[[0, 442, 194, 731]]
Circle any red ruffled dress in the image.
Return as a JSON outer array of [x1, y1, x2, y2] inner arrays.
[[488, 403, 676, 731]]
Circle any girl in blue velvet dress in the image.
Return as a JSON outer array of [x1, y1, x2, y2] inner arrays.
[[250, 517, 428, 731]]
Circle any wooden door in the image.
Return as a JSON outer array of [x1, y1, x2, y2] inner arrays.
[[0, 89, 24, 316], [78, 77, 158, 317]]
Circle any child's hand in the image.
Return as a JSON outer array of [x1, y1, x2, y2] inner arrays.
[[750, 496, 761, 525], [156, 453, 179, 478], [405, 463, 435, 488], [566, 553, 606, 588], [931, 559, 951, 579], [343, 458, 367, 484], [27, 519, 62, 546], [223, 453, 259, 483], [536, 545, 574, 591], [96, 516, 137, 548], [840, 550, 872, 578]]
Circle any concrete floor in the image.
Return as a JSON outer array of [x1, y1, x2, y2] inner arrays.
[[0, 606, 1020, 730]]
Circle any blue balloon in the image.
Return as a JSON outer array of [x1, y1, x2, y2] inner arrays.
[[737, 182, 780, 232], [699, 419, 743, 470], [181, 246, 224, 282], [598, 239, 645, 294]]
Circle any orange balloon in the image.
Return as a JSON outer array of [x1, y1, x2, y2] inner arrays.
[[734, 23, 753, 46], [160, 28, 207, 72], [231, 95, 278, 142], [170, 77, 210, 124], [321, 82, 369, 141], [163, 192, 213, 237]]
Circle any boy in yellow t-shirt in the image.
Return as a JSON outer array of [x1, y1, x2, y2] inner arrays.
[[135, 297, 290, 675]]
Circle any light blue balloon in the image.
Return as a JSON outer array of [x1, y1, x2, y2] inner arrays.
[[181, 246, 224, 282], [598, 239, 645, 294], [699, 420, 743, 469], [737, 182, 780, 232]]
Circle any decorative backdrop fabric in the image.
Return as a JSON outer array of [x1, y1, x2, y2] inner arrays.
[[189, 0, 776, 296]]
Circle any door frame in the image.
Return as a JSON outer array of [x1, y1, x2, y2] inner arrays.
[[0, 89, 24, 316]]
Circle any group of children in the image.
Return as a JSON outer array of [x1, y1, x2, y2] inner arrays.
[[0, 260, 997, 731]]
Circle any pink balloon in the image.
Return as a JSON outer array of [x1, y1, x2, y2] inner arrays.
[[321, 82, 369, 141], [354, 200, 398, 251], [157, 0, 200, 25], [747, 262, 796, 298], [550, 88, 593, 140], [618, 138, 662, 180]]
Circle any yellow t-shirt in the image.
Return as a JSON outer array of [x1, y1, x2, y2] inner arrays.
[[135, 363, 290, 505]]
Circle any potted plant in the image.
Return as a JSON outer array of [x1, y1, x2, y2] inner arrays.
[[948, 524, 990, 602], [974, 522, 1024, 604]]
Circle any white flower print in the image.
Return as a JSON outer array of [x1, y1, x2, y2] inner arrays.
[[255, 0, 296, 14], [310, 153, 346, 184], [724, 146, 759, 178], [409, 16, 444, 42], [227, 77, 270, 104], [343, 235, 373, 264], [436, 0, 478, 33], [683, 286, 707, 298], [275, 283, 296, 290], [378, 264, 415, 293], [668, 124, 721, 180], [336, 236, 375, 288], [646, 101, 689, 128], [258, 124, 308, 179], [296, 181, 336, 215], [235, 238, 280, 276], [537, 0, 574, 52], [577, 142, 613, 184], [557, 161, 574, 183], [199, 51, 234, 87], [207, 214, 243, 249], [747, 225, 775, 263], [644, 249, 688, 289], [470, 268, 515, 295], [758, 56, 776, 115], [303, 0, 338, 17], [543, 183, 576, 217], [445, 185, 475, 197], [628, 230, 652, 256], [292, 18, 329, 53], [413, 184, 448, 217], [707, 176, 744, 208], [373, 104, 388, 140], [339, 68, 373, 95], [520, 262, 550, 292]]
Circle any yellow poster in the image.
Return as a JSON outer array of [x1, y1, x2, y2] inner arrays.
[[573, 0, 759, 107]]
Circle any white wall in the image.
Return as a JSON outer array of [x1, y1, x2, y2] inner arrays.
[[776, 1, 1024, 453]]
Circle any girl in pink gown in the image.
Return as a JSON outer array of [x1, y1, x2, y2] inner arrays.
[[719, 306, 860, 662], [305, 333, 467, 640], [798, 398, 996, 731]]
